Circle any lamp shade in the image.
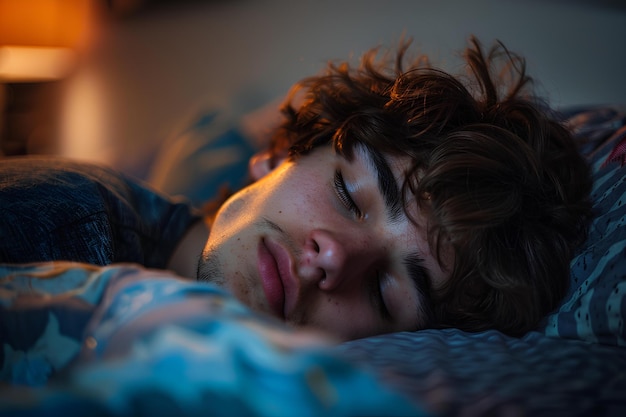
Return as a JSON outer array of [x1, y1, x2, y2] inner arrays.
[[0, 0, 96, 81], [0, 0, 94, 49]]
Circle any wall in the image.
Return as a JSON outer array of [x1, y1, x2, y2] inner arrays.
[[57, 0, 626, 176]]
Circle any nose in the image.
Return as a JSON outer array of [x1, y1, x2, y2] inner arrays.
[[300, 229, 358, 291]]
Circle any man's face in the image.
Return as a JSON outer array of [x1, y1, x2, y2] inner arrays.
[[198, 145, 451, 341]]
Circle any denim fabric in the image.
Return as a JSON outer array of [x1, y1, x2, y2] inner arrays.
[[0, 157, 201, 268]]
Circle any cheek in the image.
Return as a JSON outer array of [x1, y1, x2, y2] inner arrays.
[[212, 183, 250, 223], [264, 170, 330, 222], [214, 193, 246, 225], [211, 180, 271, 235]]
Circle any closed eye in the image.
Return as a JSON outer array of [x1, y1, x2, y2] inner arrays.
[[333, 169, 363, 219], [373, 272, 392, 321]]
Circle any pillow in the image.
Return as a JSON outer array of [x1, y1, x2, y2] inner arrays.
[[333, 106, 626, 416], [538, 106, 626, 346], [147, 98, 283, 209], [337, 328, 626, 416], [146, 108, 257, 209]]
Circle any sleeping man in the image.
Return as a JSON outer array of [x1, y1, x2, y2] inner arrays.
[[0, 38, 593, 341]]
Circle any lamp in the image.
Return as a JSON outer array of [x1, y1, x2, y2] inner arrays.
[[0, 0, 95, 81], [0, 0, 96, 155]]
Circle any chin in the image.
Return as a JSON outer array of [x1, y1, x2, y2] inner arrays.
[[196, 249, 226, 287]]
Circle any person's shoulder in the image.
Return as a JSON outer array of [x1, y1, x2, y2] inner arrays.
[[0, 155, 134, 191], [1, 155, 117, 178]]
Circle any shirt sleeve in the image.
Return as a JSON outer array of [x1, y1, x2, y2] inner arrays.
[[0, 156, 202, 268]]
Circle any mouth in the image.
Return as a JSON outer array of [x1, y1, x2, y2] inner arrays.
[[257, 237, 289, 319]]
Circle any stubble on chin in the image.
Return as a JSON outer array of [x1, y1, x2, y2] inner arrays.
[[197, 248, 226, 287]]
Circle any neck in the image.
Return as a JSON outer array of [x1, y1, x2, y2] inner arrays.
[[167, 218, 210, 279]]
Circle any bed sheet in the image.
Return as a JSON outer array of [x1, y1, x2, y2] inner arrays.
[[0, 262, 423, 417]]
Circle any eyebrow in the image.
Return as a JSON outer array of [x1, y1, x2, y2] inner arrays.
[[358, 144, 403, 222]]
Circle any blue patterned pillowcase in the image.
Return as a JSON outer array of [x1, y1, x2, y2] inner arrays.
[[539, 107, 626, 346]]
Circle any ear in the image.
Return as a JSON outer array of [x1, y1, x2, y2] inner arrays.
[[248, 149, 288, 181]]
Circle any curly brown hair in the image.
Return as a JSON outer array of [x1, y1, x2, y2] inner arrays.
[[270, 37, 593, 336]]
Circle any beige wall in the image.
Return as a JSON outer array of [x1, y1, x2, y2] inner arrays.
[[55, 0, 626, 176]]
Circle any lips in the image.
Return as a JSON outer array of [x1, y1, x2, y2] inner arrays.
[[257, 238, 287, 319]]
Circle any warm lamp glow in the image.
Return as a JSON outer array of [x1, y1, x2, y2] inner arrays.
[[0, 0, 95, 49], [0, 0, 97, 81], [0, 46, 77, 81], [60, 67, 111, 163]]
